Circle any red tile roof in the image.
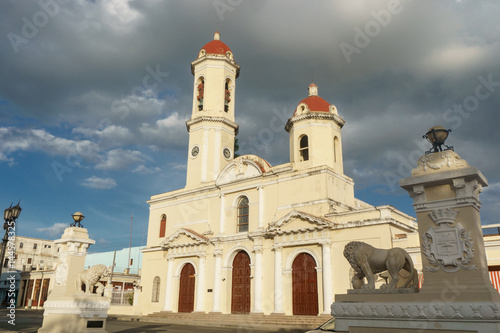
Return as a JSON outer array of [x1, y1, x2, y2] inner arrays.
[[199, 40, 232, 57]]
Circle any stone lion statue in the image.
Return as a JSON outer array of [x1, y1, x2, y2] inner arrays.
[[76, 264, 109, 294], [344, 241, 418, 291]]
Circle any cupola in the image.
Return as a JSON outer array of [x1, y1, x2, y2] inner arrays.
[[293, 84, 332, 116], [286, 84, 345, 174], [197, 31, 234, 60]]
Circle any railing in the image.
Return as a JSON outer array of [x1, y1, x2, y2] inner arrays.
[[482, 223, 500, 237], [111, 289, 134, 306]]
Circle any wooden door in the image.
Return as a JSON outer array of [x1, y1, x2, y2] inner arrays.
[[39, 279, 50, 307], [292, 253, 318, 315], [24, 280, 34, 306], [231, 251, 251, 313], [178, 263, 195, 312], [32, 279, 42, 307]]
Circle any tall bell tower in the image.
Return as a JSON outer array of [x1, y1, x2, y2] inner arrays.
[[186, 32, 240, 188]]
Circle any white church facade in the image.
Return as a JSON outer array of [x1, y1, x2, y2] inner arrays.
[[139, 32, 419, 316]]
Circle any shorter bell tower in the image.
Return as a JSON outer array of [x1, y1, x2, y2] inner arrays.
[[186, 32, 240, 188], [285, 83, 345, 174]]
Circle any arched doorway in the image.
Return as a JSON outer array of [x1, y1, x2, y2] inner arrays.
[[178, 263, 195, 312], [292, 253, 318, 315], [231, 251, 251, 313]]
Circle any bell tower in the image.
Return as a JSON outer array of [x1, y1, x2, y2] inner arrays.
[[285, 83, 345, 174], [186, 32, 240, 188]]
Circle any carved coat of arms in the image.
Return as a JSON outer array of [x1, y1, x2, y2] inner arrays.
[[422, 208, 476, 273]]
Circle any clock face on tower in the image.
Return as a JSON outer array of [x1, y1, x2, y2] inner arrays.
[[223, 147, 231, 160], [191, 145, 199, 158]]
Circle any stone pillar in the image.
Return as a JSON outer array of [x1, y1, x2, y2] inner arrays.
[[211, 250, 223, 313], [321, 241, 333, 314], [332, 149, 500, 333], [219, 194, 225, 235], [400, 150, 498, 303], [163, 257, 174, 312], [252, 245, 263, 313], [38, 226, 109, 333], [272, 246, 284, 314], [50, 228, 94, 298], [194, 256, 205, 312], [258, 186, 264, 229]]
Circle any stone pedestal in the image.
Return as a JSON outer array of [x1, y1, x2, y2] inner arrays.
[[38, 295, 109, 333], [332, 150, 500, 333], [38, 227, 110, 333]]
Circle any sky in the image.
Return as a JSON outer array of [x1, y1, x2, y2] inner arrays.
[[1, 0, 499, 253]]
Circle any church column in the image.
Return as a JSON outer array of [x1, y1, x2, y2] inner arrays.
[[211, 250, 223, 313], [163, 257, 174, 311], [195, 255, 206, 312], [257, 186, 264, 229], [219, 194, 225, 235], [321, 241, 333, 314], [273, 245, 284, 314], [213, 129, 221, 179], [253, 244, 263, 313], [201, 128, 209, 182]]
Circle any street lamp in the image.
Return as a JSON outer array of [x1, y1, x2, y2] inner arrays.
[[71, 212, 85, 228], [423, 126, 453, 154], [1, 201, 22, 276]]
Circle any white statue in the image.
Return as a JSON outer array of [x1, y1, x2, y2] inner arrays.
[[76, 264, 110, 294], [343, 241, 418, 291], [54, 255, 68, 287]]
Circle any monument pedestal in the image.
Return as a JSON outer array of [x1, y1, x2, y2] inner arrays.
[[332, 293, 500, 333], [38, 226, 110, 333], [38, 295, 109, 333], [332, 151, 500, 333]]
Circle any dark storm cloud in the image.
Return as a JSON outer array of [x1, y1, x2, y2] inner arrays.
[[1, 0, 499, 211]]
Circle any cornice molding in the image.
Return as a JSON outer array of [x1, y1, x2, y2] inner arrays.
[[186, 116, 239, 134]]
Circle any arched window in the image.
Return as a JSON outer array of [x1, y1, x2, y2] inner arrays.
[[197, 78, 204, 111], [237, 197, 249, 233], [159, 215, 166, 238], [334, 136, 339, 163], [152, 276, 160, 302], [20, 242, 23, 249], [224, 80, 231, 112], [299, 135, 309, 161]]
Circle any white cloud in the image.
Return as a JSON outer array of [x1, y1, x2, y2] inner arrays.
[[0, 127, 99, 163], [139, 112, 189, 149], [98, 238, 112, 245], [96, 149, 145, 170], [132, 165, 161, 174], [419, 43, 487, 76], [73, 124, 133, 148], [81, 176, 117, 189], [37, 223, 68, 238]]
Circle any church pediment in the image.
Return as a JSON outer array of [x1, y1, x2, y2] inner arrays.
[[160, 228, 209, 249], [265, 210, 334, 235], [216, 155, 271, 185]]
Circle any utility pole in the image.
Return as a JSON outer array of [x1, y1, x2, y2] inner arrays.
[[128, 213, 133, 270]]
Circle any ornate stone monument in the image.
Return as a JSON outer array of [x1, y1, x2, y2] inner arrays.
[[38, 213, 110, 333], [332, 127, 500, 332]]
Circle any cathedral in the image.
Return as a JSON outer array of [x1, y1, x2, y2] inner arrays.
[[139, 32, 418, 316]]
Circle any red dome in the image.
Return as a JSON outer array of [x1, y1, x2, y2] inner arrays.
[[294, 96, 330, 115], [293, 84, 331, 115], [200, 40, 232, 56], [199, 32, 233, 58]]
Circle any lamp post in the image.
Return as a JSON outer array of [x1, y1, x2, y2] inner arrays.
[[70, 212, 85, 228], [1, 202, 22, 277], [423, 125, 453, 154]]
